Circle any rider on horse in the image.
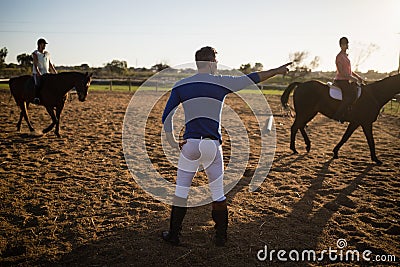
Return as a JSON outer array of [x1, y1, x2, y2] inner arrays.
[[333, 37, 363, 122], [32, 38, 57, 104]]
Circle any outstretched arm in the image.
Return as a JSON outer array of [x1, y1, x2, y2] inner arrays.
[[255, 62, 291, 82], [222, 62, 292, 92]]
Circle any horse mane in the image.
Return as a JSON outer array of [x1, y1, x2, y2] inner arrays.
[[370, 73, 400, 88], [45, 72, 89, 83], [56, 71, 86, 77]]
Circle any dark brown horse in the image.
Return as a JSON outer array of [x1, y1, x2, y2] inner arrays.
[[281, 74, 400, 165], [9, 72, 92, 137]]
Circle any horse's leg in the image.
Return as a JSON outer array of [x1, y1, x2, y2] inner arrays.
[[292, 111, 317, 153], [300, 128, 311, 152], [16, 111, 23, 132], [54, 102, 65, 138], [361, 123, 381, 165], [42, 106, 57, 134], [20, 102, 35, 132], [290, 120, 300, 154], [333, 122, 359, 159]]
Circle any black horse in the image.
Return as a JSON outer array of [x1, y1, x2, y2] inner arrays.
[[281, 74, 400, 165], [9, 72, 92, 137]]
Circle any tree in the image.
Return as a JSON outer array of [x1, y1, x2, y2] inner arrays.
[[352, 43, 379, 71], [151, 63, 170, 72], [0, 47, 8, 68], [239, 62, 263, 74], [80, 63, 90, 70], [253, 62, 263, 72], [104, 59, 128, 74], [17, 53, 33, 67], [239, 63, 251, 74], [287, 51, 320, 80]]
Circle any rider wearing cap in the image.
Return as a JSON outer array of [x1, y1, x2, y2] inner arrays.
[[32, 38, 57, 104]]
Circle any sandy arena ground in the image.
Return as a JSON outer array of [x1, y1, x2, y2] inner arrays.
[[0, 89, 399, 266]]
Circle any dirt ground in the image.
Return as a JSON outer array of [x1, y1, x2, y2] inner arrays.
[[0, 89, 399, 266]]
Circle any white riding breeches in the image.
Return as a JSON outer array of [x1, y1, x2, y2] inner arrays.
[[175, 138, 226, 202]]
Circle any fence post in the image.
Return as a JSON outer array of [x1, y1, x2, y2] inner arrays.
[[128, 78, 131, 92], [110, 80, 113, 91]]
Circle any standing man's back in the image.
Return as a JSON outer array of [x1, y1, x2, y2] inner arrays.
[[161, 46, 290, 246]]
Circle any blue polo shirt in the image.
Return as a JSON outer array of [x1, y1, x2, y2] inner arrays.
[[162, 72, 260, 142]]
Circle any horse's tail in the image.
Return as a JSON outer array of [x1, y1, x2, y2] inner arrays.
[[281, 82, 301, 109], [8, 77, 18, 102], [8, 77, 18, 94], [8, 75, 31, 102], [8, 77, 16, 86]]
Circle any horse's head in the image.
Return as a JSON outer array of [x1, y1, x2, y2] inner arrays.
[[75, 72, 93, 102]]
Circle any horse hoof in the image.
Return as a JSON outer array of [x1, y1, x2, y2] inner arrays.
[[306, 146, 311, 153], [373, 158, 382, 165], [332, 154, 338, 159]]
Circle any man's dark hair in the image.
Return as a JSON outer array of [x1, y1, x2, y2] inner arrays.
[[37, 38, 48, 46], [195, 46, 217, 69], [339, 37, 349, 45]]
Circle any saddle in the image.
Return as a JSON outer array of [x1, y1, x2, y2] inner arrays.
[[327, 82, 362, 101]]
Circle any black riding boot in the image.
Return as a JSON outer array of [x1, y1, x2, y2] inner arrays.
[[212, 199, 228, 247], [33, 84, 40, 104], [162, 196, 187, 246]]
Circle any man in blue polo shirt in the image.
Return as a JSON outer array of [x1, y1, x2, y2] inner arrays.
[[162, 46, 290, 246]]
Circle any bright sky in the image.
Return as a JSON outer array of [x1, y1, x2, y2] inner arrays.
[[0, 0, 399, 72]]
